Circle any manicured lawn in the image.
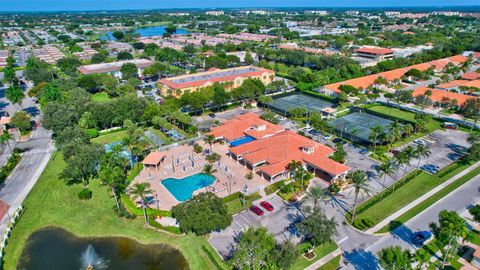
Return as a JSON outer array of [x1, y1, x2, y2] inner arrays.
[[3, 152, 227, 270], [290, 241, 338, 270], [91, 92, 112, 103], [91, 129, 128, 145], [377, 164, 480, 233], [352, 161, 473, 231], [318, 255, 341, 270], [224, 192, 261, 215]]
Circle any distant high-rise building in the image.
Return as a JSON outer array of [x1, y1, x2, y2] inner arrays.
[[304, 10, 328, 16], [206, 10, 224, 16]]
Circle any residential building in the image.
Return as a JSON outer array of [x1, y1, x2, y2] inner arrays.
[[345, 11, 360, 16], [432, 11, 460, 16], [211, 113, 350, 181], [412, 86, 477, 106], [76, 59, 153, 78], [0, 50, 9, 68], [32, 45, 64, 64], [385, 11, 400, 17], [304, 10, 328, 16], [462, 72, 480, 81], [158, 66, 275, 97]]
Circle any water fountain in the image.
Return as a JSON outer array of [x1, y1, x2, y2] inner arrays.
[[80, 245, 108, 270]]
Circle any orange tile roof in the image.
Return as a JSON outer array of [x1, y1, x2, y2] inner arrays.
[[412, 86, 477, 106], [463, 80, 480, 89], [210, 113, 284, 141], [449, 55, 468, 64], [437, 80, 470, 89], [407, 63, 432, 71], [230, 130, 349, 177], [378, 68, 408, 81], [142, 152, 165, 166], [356, 47, 394, 55], [462, 72, 480, 80]]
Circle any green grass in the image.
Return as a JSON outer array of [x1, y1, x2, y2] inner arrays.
[[91, 92, 112, 103], [290, 242, 338, 270], [378, 163, 480, 233], [91, 129, 128, 145], [224, 192, 262, 215], [352, 161, 472, 231], [148, 127, 173, 145], [3, 152, 228, 270], [318, 255, 341, 270]]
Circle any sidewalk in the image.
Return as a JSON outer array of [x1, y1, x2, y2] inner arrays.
[[304, 248, 342, 270], [366, 160, 480, 234]]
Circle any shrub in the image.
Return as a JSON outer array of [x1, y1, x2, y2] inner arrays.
[[193, 143, 203, 153], [280, 183, 294, 194], [77, 188, 92, 200], [329, 183, 341, 193], [362, 218, 375, 228], [85, 128, 99, 138], [297, 242, 313, 254]]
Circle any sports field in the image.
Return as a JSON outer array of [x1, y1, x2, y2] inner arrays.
[[329, 112, 394, 144], [268, 93, 333, 114]]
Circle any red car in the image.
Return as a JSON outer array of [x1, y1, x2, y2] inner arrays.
[[249, 205, 264, 216], [260, 201, 274, 212]]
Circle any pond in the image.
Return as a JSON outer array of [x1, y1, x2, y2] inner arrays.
[[18, 227, 188, 270], [101, 25, 189, 40]]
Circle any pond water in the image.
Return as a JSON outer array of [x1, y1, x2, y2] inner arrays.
[[18, 227, 188, 270], [101, 25, 189, 40]]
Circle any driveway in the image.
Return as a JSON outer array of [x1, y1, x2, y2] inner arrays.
[[209, 195, 303, 259]]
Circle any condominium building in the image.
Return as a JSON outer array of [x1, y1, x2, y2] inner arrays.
[[158, 66, 275, 97], [355, 47, 395, 61], [206, 10, 224, 16], [77, 59, 153, 78]]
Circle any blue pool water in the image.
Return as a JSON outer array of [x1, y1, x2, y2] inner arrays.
[[101, 26, 189, 40], [104, 141, 135, 166], [161, 173, 215, 202], [230, 136, 256, 147]]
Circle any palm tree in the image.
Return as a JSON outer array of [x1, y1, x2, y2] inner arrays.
[[202, 163, 215, 176], [99, 164, 124, 213], [376, 160, 395, 196], [305, 186, 327, 208], [204, 134, 215, 152], [369, 125, 383, 153], [350, 171, 371, 223], [0, 131, 12, 154], [414, 144, 431, 173], [129, 182, 153, 224], [400, 146, 415, 175], [414, 250, 430, 270], [287, 160, 302, 179]]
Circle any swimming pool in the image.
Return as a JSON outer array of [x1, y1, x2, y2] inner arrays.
[[230, 136, 256, 147], [161, 173, 215, 202]]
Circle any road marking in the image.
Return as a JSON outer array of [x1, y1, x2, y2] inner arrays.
[[338, 236, 349, 244]]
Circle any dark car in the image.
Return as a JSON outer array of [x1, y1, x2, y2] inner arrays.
[[260, 201, 274, 212], [412, 231, 433, 246], [359, 148, 369, 155], [208, 113, 216, 118], [249, 205, 264, 216]]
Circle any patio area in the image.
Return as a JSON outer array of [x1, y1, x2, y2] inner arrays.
[[132, 140, 270, 210]]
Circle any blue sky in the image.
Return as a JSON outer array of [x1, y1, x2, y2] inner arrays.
[[1, 0, 479, 12]]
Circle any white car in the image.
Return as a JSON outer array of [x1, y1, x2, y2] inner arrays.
[[413, 139, 428, 146], [323, 134, 332, 140]]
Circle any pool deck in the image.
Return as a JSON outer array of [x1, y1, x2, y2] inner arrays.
[[132, 140, 270, 210]]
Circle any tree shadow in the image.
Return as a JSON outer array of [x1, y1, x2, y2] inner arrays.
[[343, 249, 380, 270], [391, 224, 415, 246], [23, 106, 40, 117]]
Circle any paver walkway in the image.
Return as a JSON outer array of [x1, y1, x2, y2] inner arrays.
[[304, 248, 342, 270], [366, 160, 480, 234]]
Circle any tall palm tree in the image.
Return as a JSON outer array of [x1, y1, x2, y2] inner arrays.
[[350, 171, 371, 223], [376, 160, 395, 196], [99, 164, 124, 213], [129, 182, 153, 224], [204, 134, 215, 152], [415, 144, 431, 173], [369, 125, 383, 153], [414, 250, 430, 270], [400, 146, 415, 175], [287, 160, 302, 179], [305, 186, 327, 208]]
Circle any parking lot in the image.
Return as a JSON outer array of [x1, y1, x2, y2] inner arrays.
[[209, 195, 303, 260]]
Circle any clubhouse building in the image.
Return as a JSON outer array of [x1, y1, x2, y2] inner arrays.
[[210, 113, 350, 182], [158, 66, 275, 97]]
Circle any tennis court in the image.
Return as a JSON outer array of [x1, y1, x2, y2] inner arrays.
[[329, 112, 394, 144], [267, 93, 333, 115]]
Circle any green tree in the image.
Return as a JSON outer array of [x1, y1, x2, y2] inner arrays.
[[469, 205, 480, 223], [6, 85, 24, 106], [128, 182, 153, 224], [414, 144, 431, 173], [57, 57, 81, 76], [112, 31, 124, 40], [305, 186, 327, 208], [60, 143, 105, 186], [298, 206, 337, 247], [349, 170, 371, 223], [376, 160, 395, 195], [99, 162, 125, 212], [11, 111, 32, 133], [91, 53, 107, 64], [232, 226, 276, 270], [120, 63, 138, 80], [202, 163, 215, 177], [204, 134, 216, 152], [377, 246, 412, 270], [0, 131, 12, 153], [271, 241, 299, 270], [117, 51, 133, 60], [171, 192, 231, 235], [430, 210, 472, 268]]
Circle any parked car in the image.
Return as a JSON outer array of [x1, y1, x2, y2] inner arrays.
[[249, 205, 264, 216], [443, 122, 458, 130], [324, 134, 333, 140], [420, 164, 439, 174], [448, 152, 463, 161], [359, 148, 369, 155], [412, 231, 433, 246], [413, 139, 428, 146], [208, 113, 216, 118], [309, 129, 321, 136], [260, 201, 274, 212]]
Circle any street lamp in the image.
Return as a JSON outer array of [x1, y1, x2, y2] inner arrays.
[[155, 193, 159, 210]]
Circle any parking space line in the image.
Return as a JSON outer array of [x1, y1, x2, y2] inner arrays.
[[338, 236, 349, 244]]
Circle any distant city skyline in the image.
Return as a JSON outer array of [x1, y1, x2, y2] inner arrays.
[[1, 0, 479, 12]]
